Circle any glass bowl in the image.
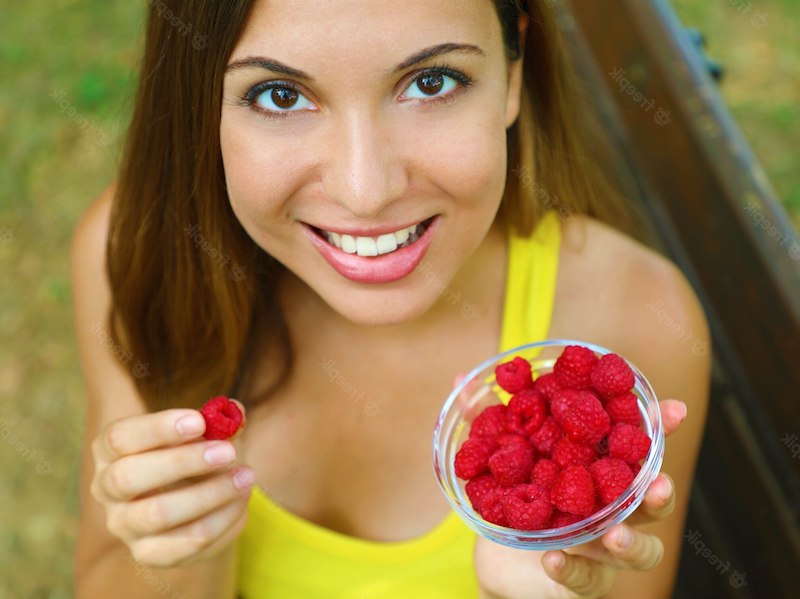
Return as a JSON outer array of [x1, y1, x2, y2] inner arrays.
[[432, 339, 665, 550]]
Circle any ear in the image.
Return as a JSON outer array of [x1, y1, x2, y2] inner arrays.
[[504, 13, 529, 128]]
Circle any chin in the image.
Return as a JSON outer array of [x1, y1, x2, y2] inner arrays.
[[316, 283, 444, 327]]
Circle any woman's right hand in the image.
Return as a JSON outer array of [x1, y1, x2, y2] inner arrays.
[[89, 404, 254, 568]]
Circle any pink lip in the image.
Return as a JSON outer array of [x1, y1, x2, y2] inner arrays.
[[303, 217, 439, 284]]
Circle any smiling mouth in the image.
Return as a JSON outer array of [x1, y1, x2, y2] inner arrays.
[[309, 217, 435, 257]]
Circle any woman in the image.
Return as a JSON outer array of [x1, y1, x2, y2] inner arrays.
[[71, 0, 709, 597]]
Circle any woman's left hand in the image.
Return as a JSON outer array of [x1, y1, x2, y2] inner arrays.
[[473, 399, 687, 599]]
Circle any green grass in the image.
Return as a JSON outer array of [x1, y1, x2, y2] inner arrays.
[[0, 1, 796, 596]]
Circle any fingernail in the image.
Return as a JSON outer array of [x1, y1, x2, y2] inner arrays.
[[617, 527, 633, 549], [232, 467, 255, 493], [679, 402, 688, 422], [550, 552, 565, 570], [656, 476, 672, 502], [204, 442, 236, 466], [176, 414, 204, 437]]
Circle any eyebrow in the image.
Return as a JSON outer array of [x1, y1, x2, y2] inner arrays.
[[224, 42, 486, 81]]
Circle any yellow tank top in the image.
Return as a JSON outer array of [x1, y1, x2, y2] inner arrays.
[[236, 212, 562, 598]]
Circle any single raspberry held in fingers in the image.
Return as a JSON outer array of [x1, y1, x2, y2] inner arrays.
[[469, 404, 509, 439], [562, 395, 611, 446], [455, 437, 496, 480], [591, 354, 635, 398], [553, 345, 598, 390], [605, 393, 641, 426], [551, 465, 596, 516], [507, 389, 547, 435], [200, 396, 244, 440], [488, 445, 535, 486], [588, 458, 635, 505], [608, 423, 652, 464], [495, 356, 534, 393]]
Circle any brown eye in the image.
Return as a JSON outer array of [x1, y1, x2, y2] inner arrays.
[[271, 88, 299, 109], [415, 73, 444, 96]]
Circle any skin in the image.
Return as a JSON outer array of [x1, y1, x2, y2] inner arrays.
[[72, 1, 710, 597]]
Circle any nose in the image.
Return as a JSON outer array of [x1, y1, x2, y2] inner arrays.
[[321, 111, 407, 219]]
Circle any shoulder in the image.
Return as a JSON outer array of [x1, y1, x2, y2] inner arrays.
[[71, 183, 114, 271], [554, 214, 711, 403]]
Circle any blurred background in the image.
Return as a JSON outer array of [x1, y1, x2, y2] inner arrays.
[[0, 0, 797, 597]]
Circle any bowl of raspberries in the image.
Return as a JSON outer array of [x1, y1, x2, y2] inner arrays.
[[432, 340, 664, 550]]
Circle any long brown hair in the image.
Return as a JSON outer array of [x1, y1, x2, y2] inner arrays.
[[107, 0, 629, 411]]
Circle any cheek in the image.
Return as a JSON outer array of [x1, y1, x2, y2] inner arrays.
[[219, 115, 300, 226]]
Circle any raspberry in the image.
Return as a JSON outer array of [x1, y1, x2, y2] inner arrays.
[[488, 445, 535, 486], [553, 345, 598, 390], [551, 510, 584, 528], [465, 474, 500, 509], [552, 437, 596, 468], [495, 433, 531, 450], [605, 393, 641, 426], [591, 354, 635, 398], [532, 372, 562, 403], [608, 423, 652, 464], [507, 389, 546, 435], [529, 416, 563, 456], [200, 396, 243, 440], [551, 465, 596, 516], [503, 494, 553, 530], [550, 389, 597, 423], [478, 488, 509, 527], [469, 404, 509, 439], [455, 437, 496, 480], [531, 458, 560, 488], [562, 395, 611, 446], [588, 458, 635, 505], [495, 356, 533, 393]]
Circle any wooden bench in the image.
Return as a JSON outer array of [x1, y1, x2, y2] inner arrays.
[[555, 1, 800, 596]]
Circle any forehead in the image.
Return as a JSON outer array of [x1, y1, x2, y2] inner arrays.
[[230, 0, 501, 64]]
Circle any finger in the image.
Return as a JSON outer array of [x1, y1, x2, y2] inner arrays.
[[626, 473, 676, 527], [94, 409, 206, 463], [128, 496, 249, 568], [123, 466, 255, 536], [542, 550, 615, 597], [659, 399, 687, 436], [602, 524, 664, 571], [100, 440, 237, 501]]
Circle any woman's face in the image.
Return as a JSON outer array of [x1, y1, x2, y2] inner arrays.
[[221, 0, 526, 326]]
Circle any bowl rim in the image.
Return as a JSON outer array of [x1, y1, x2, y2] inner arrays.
[[432, 339, 665, 549]]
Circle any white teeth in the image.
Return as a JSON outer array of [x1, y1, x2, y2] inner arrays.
[[340, 234, 357, 254], [355, 237, 378, 257], [321, 221, 427, 256], [376, 234, 398, 255]]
